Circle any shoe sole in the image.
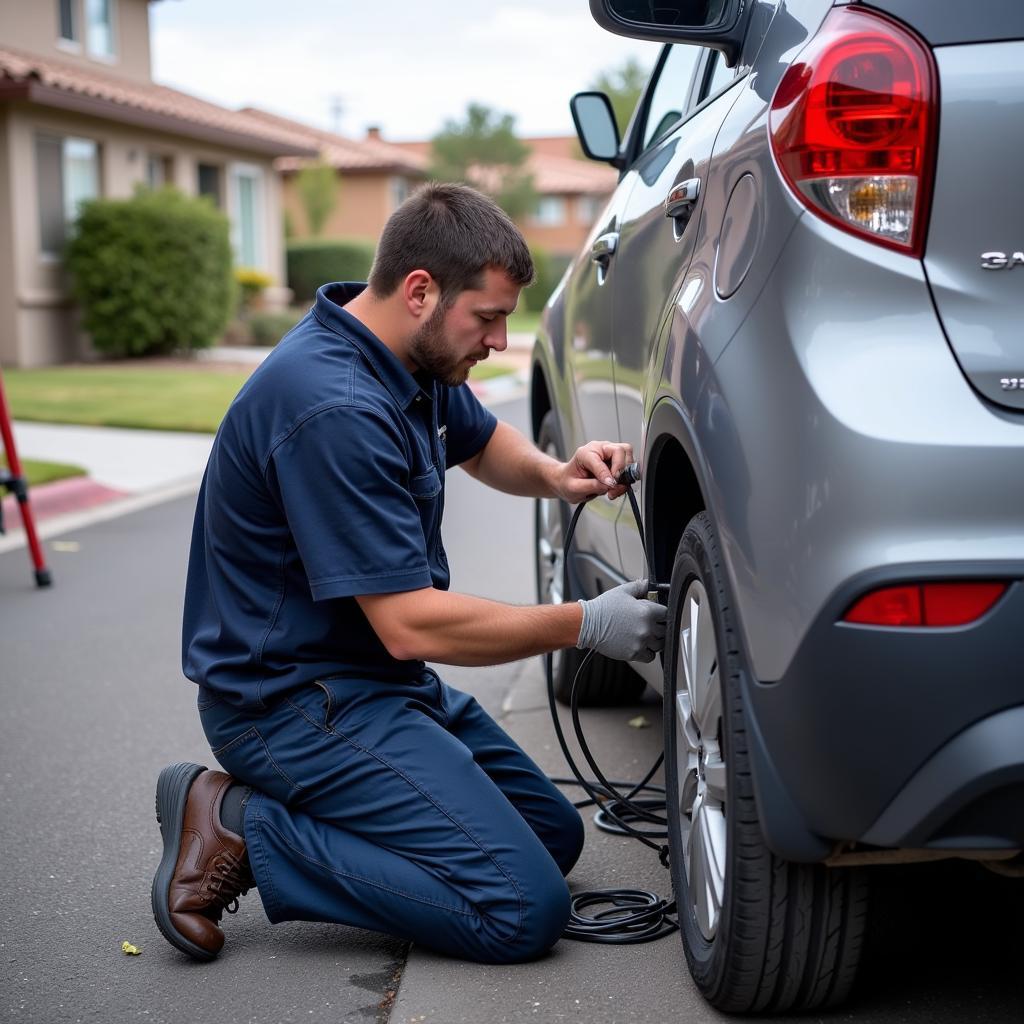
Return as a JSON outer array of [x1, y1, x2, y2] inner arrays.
[[152, 761, 217, 961]]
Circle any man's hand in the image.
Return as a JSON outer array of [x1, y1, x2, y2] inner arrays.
[[459, 422, 635, 504], [577, 579, 667, 663], [556, 440, 635, 503]]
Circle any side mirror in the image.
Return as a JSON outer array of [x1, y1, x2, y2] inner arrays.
[[589, 0, 748, 67], [570, 92, 622, 167]]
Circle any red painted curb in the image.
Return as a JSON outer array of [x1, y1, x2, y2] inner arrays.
[[1, 476, 129, 529]]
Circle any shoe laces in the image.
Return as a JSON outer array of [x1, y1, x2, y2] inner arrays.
[[206, 848, 253, 917]]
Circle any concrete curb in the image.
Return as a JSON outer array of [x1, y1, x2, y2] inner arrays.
[[0, 475, 202, 556], [468, 367, 529, 403]]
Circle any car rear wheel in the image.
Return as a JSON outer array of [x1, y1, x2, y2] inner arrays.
[[535, 411, 645, 706], [664, 511, 869, 1013]]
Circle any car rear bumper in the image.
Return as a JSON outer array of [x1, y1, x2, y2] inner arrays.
[[698, 211, 1024, 858], [741, 564, 1024, 860]]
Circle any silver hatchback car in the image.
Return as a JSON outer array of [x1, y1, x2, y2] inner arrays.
[[530, 0, 1024, 1012]]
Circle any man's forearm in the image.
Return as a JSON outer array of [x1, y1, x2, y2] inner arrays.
[[461, 420, 561, 498], [357, 587, 583, 666]]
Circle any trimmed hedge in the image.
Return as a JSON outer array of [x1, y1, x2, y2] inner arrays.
[[287, 238, 376, 302], [66, 189, 233, 357], [249, 309, 304, 347], [523, 246, 555, 312]]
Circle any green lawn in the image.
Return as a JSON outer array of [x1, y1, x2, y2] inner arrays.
[[3, 365, 251, 434], [3, 360, 513, 435], [470, 362, 515, 381], [1, 455, 85, 488], [507, 309, 541, 337]]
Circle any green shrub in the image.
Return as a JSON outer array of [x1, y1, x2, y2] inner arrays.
[[66, 189, 233, 357], [523, 246, 555, 312], [249, 309, 304, 347], [287, 238, 376, 301], [549, 253, 572, 283]]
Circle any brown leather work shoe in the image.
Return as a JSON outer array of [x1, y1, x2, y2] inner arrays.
[[151, 763, 254, 961]]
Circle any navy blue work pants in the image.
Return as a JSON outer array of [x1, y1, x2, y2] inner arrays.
[[198, 670, 584, 963]]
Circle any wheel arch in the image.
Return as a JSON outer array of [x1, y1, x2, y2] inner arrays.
[[644, 397, 709, 590], [645, 396, 832, 862], [530, 350, 553, 443]]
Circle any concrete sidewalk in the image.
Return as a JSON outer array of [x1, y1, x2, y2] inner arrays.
[[0, 341, 531, 555]]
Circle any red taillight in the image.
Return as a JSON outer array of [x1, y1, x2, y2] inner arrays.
[[844, 582, 1007, 627], [769, 5, 936, 256]]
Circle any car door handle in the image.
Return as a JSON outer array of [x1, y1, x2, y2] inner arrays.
[[590, 231, 619, 265], [664, 178, 701, 218]]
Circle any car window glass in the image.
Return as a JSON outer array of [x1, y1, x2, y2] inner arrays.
[[701, 50, 735, 101], [641, 44, 701, 151]]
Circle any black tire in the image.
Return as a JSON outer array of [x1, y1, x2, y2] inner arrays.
[[534, 411, 646, 707], [663, 512, 868, 1013]]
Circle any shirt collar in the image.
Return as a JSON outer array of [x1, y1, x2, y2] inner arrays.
[[313, 282, 430, 409]]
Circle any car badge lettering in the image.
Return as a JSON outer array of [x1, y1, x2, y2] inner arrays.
[[980, 251, 1024, 270], [1000, 378, 1022, 391]]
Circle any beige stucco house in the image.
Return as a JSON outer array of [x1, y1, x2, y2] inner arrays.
[[389, 134, 617, 262], [0, 0, 315, 367], [246, 109, 617, 265], [242, 110, 427, 243]]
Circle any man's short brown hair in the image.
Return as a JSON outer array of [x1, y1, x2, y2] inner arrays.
[[368, 182, 534, 302]]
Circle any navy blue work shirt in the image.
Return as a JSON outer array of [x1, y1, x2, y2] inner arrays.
[[182, 282, 498, 709]]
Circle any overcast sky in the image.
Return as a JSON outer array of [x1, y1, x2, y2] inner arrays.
[[150, 0, 661, 142]]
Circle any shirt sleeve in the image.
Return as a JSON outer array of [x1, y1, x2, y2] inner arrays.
[[267, 404, 434, 601], [443, 383, 498, 468]]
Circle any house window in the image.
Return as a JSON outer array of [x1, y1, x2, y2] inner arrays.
[[575, 195, 604, 224], [58, 0, 79, 45], [36, 134, 100, 256], [390, 176, 410, 211], [85, 0, 116, 59], [533, 196, 566, 227], [230, 165, 263, 267], [146, 154, 173, 190], [197, 163, 222, 206]]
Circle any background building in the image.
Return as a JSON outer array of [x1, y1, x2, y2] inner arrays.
[[392, 134, 617, 263], [253, 113, 617, 267], [242, 111, 427, 242], [0, 0, 313, 367]]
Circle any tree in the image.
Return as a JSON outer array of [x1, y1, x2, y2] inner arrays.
[[590, 56, 650, 138], [296, 159, 336, 237], [429, 103, 537, 220]]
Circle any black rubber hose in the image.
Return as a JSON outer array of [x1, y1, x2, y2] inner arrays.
[[547, 474, 678, 944]]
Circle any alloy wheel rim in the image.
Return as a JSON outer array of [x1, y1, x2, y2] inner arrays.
[[537, 495, 565, 606], [675, 579, 727, 941]]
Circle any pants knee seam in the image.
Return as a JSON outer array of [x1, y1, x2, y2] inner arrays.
[[247, 800, 282, 920], [261, 817, 476, 918]]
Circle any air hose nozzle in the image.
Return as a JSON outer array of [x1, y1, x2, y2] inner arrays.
[[617, 462, 641, 486]]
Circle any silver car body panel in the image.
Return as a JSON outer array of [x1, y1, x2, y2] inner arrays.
[[712, 210, 1024, 683], [923, 42, 1024, 411]]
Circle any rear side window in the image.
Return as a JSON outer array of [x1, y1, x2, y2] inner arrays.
[[701, 51, 736, 102], [640, 44, 702, 151]]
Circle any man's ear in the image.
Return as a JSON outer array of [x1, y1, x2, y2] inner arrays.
[[402, 270, 439, 319]]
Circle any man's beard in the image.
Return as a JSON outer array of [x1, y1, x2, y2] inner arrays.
[[408, 302, 471, 387]]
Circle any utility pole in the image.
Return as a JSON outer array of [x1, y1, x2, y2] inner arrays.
[[329, 95, 345, 135]]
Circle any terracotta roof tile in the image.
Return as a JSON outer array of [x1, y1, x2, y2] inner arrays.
[[525, 152, 617, 195], [390, 138, 616, 196], [0, 45, 316, 155], [242, 108, 427, 174]]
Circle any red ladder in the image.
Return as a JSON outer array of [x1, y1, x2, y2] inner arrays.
[[0, 369, 52, 587]]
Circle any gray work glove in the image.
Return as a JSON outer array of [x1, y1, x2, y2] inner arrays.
[[577, 579, 667, 663]]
